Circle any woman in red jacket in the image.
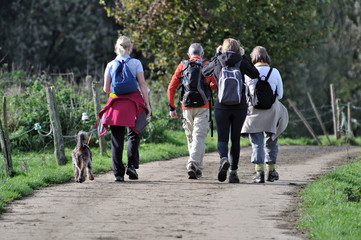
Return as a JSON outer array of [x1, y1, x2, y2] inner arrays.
[[102, 35, 151, 182]]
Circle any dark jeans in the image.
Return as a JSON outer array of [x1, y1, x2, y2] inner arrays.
[[214, 108, 247, 171], [110, 126, 140, 177]]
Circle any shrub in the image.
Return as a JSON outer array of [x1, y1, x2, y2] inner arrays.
[[0, 69, 184, 151]]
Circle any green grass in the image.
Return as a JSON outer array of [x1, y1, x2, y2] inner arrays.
[[298, 158, 361, 239], [279, 135, 361, 146]]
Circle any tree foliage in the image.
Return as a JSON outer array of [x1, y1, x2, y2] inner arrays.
[[284, 0, 361, 104], [101, 0, 327, 82], [0, 0, 118, 76], [280, 0, 361, 137]]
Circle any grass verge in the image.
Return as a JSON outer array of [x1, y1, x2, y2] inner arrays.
[[279, 135, 360, 146], [298, 157, 361, 239]]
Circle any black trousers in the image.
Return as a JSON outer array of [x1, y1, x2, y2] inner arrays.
[[214, 108, 247, 171], [110, 126, 140, 177]]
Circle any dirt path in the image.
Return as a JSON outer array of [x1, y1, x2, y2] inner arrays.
[[0, 145, 360, 240]]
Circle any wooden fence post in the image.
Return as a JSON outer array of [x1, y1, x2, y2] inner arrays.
[[307, 92, 331, 145], [0, 96, 13, 176], [347, 102, 353, 137], [85, 75, 93, 100], [336, 98, 341, 136], [45, 87, 67, 165], [92, 81, 106, 155], [287, 98, 322, 145], [330, 84, 339, 139], [3, 97, 12, 172], [0, 118, 10, 177]]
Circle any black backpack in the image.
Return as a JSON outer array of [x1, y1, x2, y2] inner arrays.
[[252, 68, 277, 109], [179, 60, 210, 107]]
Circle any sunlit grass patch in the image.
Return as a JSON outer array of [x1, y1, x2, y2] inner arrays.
[[279, 136, 361, 146], [298, 158, 361, 239]]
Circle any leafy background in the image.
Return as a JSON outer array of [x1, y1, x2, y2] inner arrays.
[[0, 0, 360, 151]]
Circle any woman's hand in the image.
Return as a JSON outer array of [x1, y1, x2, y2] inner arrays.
[[146, 104, 152, 118], [216, 45, 222, 54]]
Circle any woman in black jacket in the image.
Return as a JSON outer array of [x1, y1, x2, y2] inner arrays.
[[202, 38, 259, 183]]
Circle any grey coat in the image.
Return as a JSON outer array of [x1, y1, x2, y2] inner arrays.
[[241, 99, 289, 140]]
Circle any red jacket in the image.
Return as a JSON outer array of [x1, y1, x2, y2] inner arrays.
[[167, 56, 217, 110], [98, 90, 147, 136]]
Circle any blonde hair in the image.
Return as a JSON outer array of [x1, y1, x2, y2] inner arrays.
[[221, 38, 245, 56], [115, 35, 133, 55]]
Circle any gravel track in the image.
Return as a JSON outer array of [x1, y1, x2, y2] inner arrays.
[[0, 145, 360, 240]]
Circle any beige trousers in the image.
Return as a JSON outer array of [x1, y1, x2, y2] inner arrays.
[[182, 108, 209, 171]]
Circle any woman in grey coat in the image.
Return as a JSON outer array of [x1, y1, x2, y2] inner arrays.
[[241, 46, 288, 183]]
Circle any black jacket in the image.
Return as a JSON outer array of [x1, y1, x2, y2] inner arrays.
[[202, 52, 259, 109]]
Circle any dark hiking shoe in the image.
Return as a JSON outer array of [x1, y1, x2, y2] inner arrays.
[[114, 176, 124, 182], [253, 171, 265, 183], [218, 157, 230, 182], [188, 163, 197, 179], [196, 169, 202, 179], [126, 165, 139, 180], [229, 172, 240, 183], [267, 170, 279, 182]]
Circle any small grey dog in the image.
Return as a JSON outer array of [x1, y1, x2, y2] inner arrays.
[[72, 131, 94, 183]]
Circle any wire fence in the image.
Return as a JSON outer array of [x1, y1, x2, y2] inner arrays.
[[1, 80, 360, 167], [9, 122, 96, 140], [0, 97, 360, 178], [6, 102, 360, 142]]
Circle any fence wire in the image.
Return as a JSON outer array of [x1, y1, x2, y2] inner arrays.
[[2, 95, 360, 157]]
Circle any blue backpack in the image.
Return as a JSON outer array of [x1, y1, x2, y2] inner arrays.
[[110, 58, 138, 95]]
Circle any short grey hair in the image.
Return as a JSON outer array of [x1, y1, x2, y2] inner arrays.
[[250, 46, 271, 65], [188, 43, 203, 57]]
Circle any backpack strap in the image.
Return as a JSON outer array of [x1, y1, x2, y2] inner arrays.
[[208, 86, 214, 137], [177, 60, 188, 110], [114, 57, 132, 63], [265, 67, 277, 99], [179, 60, 190, 84], [181, 60, 189, 72], [264, 67, 273, 82], [181, 59, 203, 69]]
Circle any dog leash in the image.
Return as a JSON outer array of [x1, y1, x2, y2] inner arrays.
[[87, 116, 100, 145]]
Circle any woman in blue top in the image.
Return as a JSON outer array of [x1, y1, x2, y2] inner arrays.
[[103, 35, 151, 182]]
